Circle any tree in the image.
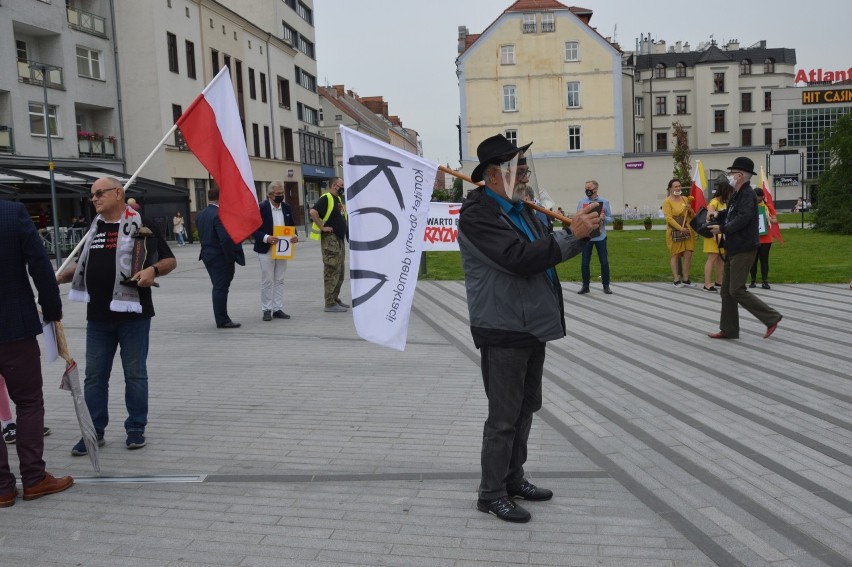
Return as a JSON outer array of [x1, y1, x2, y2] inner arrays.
[[671, 122, 692, 191], [814, 113, 852, 234]]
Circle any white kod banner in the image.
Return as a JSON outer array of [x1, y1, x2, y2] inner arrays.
[[341, 126, 437, 351]]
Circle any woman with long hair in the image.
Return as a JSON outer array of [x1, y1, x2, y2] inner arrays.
[[663, 178, 696, 287]]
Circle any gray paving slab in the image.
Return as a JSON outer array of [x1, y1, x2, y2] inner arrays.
[[2, 239, 852, 566]]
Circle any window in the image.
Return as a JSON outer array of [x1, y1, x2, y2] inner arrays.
[[564, 41, 579, 62], [568, 126, 581, 151], [634, 97, 643, 117], [635, 133, 643, 152], [28, 102, 58, 136], [503, 85, 517, 111], [223, 55, 231, 71], [248, 68, 256, 99], [764, 91, 772, 111], [764, 128, 772, 146], [655, 132, 667, 152], [741, 92, 752, 112], [297, 1, 313, 24], [714, 72, 725, 93], [500, 45, 515, 65], [172, 104, 185, 147], [522, 14, 536, 33], [194, 179, 207, 210], [185, 40, 196, 79], [252, 123, 260, 157], [16, 40, 28, 62], [167, 32, 178, 73], [742, 129, 752, 147], [504, 129, 517, 146], [542, 13, 555, 32], [281, 127, 294, 161], [297, 102, 319, 125], [76, 46, 101, 79], [259, 72, 267, 103], [655, 96, 667, 115], [211, 49, 219, 74], [295, 67, 316, 92], [740, 59, 752, 75], [714, 110, 725, 132], [566, 82, 580, 108], [675, 62, 686, 78], [277, 77, 290, 108], [676, 95, 687, 115], [296, 36, 315, 59], [764, 58, 775, 73], [263, 126, 271, 158], [654, 63, 666, 79]]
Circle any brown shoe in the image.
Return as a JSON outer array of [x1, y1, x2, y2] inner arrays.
[[22, 472, 74, 501], [0, 489, 16, 508]]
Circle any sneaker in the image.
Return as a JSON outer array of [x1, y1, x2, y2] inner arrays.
[[672, 281, 682, 287], [324, 304, 348, 313], [71, 435, 105, 456], [761, 282, 771, 290], [2, 423, 16, 444], [43, 426, 51, 437], [126, 432, 146, 450], [749, 282, 757, 288], [507, 480, 553, 501], [262, 310, 272, 321], [577, 287, 590, 295], [335, 299, 350, 308], [682, 280, 693, 287], [476, 496, 531, 523], [272, 310, 291, 319], [702, 285, 718, 292]]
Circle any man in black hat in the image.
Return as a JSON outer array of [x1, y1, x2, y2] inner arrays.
[[458, 134, 602, 523], [707, 157, 782, 339]]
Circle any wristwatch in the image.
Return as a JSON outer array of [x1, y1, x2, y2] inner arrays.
[[152, 265, 160, 277]]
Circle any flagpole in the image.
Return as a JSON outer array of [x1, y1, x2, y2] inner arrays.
[[55, 124, 180, 277], [438, 165, 573, 226]]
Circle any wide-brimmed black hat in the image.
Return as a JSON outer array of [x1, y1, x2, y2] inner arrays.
[[471, 134, 533, 183], [727, 156, 757, 175]]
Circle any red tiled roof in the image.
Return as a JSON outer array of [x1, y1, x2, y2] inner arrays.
[[505, 0, 571, 11]]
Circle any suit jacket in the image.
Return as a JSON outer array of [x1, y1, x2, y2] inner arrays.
[[253, 199, 296, 254], [196, 204, 245, 266], [0, 200, 62, 343]]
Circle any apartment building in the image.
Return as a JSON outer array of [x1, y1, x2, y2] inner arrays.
[[457, 0, 799, 212]]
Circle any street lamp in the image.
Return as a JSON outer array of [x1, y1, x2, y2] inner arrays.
[[29, 62, 62, 269]]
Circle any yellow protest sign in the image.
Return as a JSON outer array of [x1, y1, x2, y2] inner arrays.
[[271, 226, 296, 260]]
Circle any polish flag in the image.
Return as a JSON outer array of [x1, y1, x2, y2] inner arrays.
[[759, 165, 784, 243], [690, 160, 707, 212], [177, 67, 261, 243]]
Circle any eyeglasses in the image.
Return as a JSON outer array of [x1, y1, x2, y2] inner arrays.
[[516, 168, 530, 178], [90, 187, 118, 201]]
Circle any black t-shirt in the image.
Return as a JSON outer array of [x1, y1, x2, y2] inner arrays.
[[84, 216, 174, 321], [312, 192, 348, 240]]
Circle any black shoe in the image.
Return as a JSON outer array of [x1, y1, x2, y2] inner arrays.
[[749, 282, 757, 288], [577, 287, 590, 295], [218, 321, 241, 329], [262, 310, 272, 322], [272, 310, 291, 319], [71, 435, 105, 456], [335, 299, 350, 308], [507, 480, 553, 501], [476, 496, 531, 523], [762, 282, 771, 290], [603, 286, 613, 295], [2, 423, 16, 444]]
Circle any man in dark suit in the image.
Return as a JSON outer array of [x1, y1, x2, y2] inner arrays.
[[253, 181, 299, 321], [0, 200, 73, 506], [197, 187, 245, 329]]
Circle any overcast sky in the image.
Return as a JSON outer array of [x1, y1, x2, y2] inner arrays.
[[314, 0, 850, 168]]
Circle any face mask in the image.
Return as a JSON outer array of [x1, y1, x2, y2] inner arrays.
[[727, 174, 738, 186], [585, 188, 594, 198], [272, 195, 284, 204], [672, 190, 682, 196]]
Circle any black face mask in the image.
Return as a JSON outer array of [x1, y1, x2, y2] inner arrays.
[[585, 189, 595, 198], [272, 195, 284, 204]]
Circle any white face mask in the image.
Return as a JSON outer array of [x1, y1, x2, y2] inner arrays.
[[727, 174, 738, 186], [672, 189, 682, 196]]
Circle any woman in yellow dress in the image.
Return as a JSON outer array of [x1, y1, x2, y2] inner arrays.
[[702, 180, 734, 292], [663, 178, 695, 287]]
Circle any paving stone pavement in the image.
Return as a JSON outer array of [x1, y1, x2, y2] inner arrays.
[[2, 237, 851, 566]]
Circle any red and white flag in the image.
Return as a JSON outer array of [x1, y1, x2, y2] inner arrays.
[[759, 165, 784, 243], [177, 67, 261, 243], [690, 160, 707, 212]]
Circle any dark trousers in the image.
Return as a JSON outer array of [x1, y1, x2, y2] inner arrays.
[[479, 343, 545, 499], [750, 242, 772, 282], [720, 250, 781, 337], [203, 257, 236, 326], [0, 337, 45, 491], [580, 238, 610, 287]]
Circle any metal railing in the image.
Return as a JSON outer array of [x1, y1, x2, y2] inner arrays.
[[78, 138, 117, 158], [17, 60, 64, 90], [67, 6, 107, 36]]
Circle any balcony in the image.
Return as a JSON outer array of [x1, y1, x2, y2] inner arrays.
[[17, 60, 64, 90], [78, 134, 116, 158], [0, 126, 13, 154], [67, 6, 107, 37]]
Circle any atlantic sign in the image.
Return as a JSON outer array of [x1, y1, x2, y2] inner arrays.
[[794, 67, 852, 84]]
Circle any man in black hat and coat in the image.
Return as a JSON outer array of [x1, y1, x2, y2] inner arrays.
[[458, 134, 602, 523], [707, 156, 782, 339]]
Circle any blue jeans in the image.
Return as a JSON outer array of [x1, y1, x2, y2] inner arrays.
[[84, 318, 151, 435], [176, 231, 185, 246], [580, 238, 610, 287], [479, 343, 545, 499]]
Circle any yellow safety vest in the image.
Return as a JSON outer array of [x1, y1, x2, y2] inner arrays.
[[310, 192, 336, 240]]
